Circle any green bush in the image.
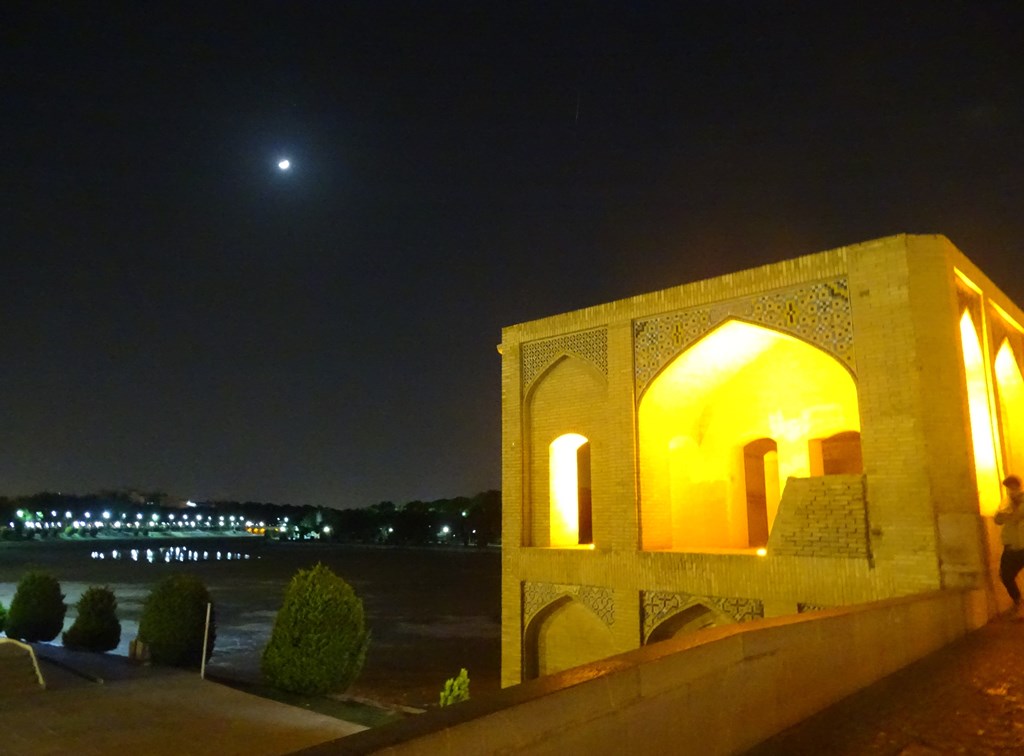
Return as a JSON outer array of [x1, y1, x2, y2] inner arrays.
[[138, 574, 215, 667], [5, 571, 66, 642], [439, 668, 470, 707], [0, 599, 7, 633], [261, 563, 369, 695], [62, 586, 121, 652]]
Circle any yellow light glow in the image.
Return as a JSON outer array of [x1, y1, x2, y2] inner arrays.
[[549, 433, 587, 546], [756, 547, 767, 557], [639, 319, 860, 550], [991, 301, 1024, 335], [960, 311, 1001, 515], [995, 340, 1024, 481]]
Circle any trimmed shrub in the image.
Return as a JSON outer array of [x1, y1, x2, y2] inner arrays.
[[261, 563, 369, 695], [5, 571, 66, 642], [62, 586, 121, 652], [439, 668, 470, 707], [138, 574, 215, 667]]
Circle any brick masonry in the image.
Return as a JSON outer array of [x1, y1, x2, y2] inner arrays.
[[499, 234, 1024, 687]]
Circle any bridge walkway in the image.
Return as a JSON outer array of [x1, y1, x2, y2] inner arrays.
[[747, 618, 1024, 755]]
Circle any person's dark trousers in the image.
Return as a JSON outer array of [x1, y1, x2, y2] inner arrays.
[[999, 547, 1024, 604]]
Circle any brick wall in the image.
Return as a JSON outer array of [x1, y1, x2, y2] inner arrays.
[[767, 475, 869, 558], [500, 234, 1024, 686]]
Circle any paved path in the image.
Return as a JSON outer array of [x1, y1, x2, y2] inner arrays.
[[748, 618, 1024, 755], [8, 619, 1024, 755], [0, 647, 365, 756]]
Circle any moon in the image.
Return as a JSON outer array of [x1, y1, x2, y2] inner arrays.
[[278, 159, 291, 170]]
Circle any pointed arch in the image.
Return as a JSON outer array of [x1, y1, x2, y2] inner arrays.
[[959, 310, 1001, 515], [525, 355, 605, 546], [522, 596, 617, 680], [638, 319, 861, 550], [645, 602, 733, 644], [995, 339, 1024, 481]]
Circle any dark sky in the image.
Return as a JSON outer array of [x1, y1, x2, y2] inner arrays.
[[2, 2, 1023, 507]]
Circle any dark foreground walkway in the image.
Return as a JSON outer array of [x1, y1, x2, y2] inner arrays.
[[0, 646, 364, 756], [748, 619, 1024, 755]]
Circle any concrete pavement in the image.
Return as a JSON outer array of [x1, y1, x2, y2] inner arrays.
[[0, 647, 365, 756]]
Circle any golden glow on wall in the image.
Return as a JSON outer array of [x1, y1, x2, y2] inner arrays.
[[638, 319, 861, 550], [995, 340, 1024, 481], [549, 433, 589, 546], [526, 598, 617, 678], [960, 311, 1002, 515]]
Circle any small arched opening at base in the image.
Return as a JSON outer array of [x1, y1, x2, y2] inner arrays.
[[646, 603, 728, 645], [522, 596, 616, 680]]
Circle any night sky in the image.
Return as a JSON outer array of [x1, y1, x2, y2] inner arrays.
[[3, 3, 1023, 508]]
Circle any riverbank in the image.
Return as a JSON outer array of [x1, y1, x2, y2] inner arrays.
[[0, 539, 501, 708]]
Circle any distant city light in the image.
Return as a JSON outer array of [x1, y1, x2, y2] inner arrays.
[[278, 159, 290, 170], [186, 500, 197, 507], [102, 511, 111, 519], [441, 526, 450, 534]]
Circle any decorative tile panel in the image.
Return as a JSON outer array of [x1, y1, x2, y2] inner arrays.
[[634, 278, 855, 395], [523, 581, 615, 627], [641, 590, 764, 640], [522, 329, 608, 390]]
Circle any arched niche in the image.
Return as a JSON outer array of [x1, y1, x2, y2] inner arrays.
[[645, 602, 732, 644], [522, 596, 617, 680], [525, 355, 605, 546], [638, 319, 861, 550]]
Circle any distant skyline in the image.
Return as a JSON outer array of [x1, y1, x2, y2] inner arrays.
[[3, 2, 1023, 507]]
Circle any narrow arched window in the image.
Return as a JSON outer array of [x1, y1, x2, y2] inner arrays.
[[549, 433, 592, 546]]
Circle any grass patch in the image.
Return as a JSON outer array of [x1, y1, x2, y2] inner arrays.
[[210, 675, 404, 728]]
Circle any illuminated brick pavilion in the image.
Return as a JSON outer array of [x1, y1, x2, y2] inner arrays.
[[499, 234, 1023, 685]]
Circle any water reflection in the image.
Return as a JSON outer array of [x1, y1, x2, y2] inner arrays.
[[90, 546, 253, 564]]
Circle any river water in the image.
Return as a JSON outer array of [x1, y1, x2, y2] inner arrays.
[[0, 536, 501, 707]]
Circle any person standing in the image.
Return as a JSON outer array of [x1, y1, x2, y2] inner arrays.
[[995, 474, 1024, 619]]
